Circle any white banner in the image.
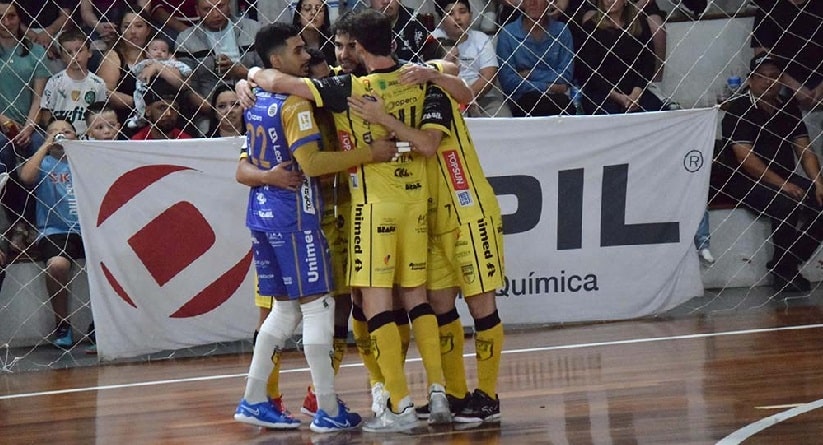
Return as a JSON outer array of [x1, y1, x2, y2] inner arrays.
[[65, 137, 257, 360], [65, 109, 717, 359], [464, 109, 718, 324]]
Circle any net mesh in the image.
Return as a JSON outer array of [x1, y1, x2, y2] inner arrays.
[[0, 0, 821, 370]]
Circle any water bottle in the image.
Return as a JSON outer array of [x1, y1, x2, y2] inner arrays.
[[724, 75, 742, 100], [571, 86, 584, 115]]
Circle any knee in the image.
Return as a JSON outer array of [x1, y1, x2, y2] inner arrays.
[[466, 292, 497, 321]]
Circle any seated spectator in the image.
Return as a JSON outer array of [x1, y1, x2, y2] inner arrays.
[[367, 0, 442, 63], [720, 55, 822, 293], [18, 119, 84, 349], [40, 29, 109, 137], [576, 0, 664, 114], [497, 0, 575, 116], [97, 4, 153, 127], [126, 37, 193, 129], [150, 0, 199, 40], [206, 84, 244, 138], [433, 0, 509, 117], [293, 0, 336, 66], [131, 92, 194, 139], [85, 101, 124, 140], [79, 0, 136, 51], [176, 0, 262, 108]]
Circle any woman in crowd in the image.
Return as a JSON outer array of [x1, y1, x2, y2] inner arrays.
[[206, 84, 244, 138], [291, 0, 336, 66], [576, 0, 664, 114], [97, 4, 153, 126]]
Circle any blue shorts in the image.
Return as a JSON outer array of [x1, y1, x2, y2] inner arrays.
[[252, 229, 333, 299]]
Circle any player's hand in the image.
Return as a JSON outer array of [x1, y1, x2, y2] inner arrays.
[[369, 138, 399, 163], [399, 63, 438, 85], [266, 161, 303, 190], [235, 79, 256, 109], [348, 95, 388, 125]]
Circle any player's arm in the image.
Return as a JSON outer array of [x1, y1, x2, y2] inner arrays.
[[398, 62, 473, 105], [247, 67, 314, 101], [235, 155, 303, 190], [348, 94, 442, 158]]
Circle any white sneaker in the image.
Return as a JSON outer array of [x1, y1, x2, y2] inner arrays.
[[699, 248, 715, 264], [427, 384, 452, 425], [362, 396, 418, 432], [370, 382, 388, 416]]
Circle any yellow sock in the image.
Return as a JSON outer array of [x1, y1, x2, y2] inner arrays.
[[352, 306, 384, 386], [475, 312, 504, 397], [332, 325, 348, 375], [439, 314, 469, 398], [265, 350, 282, 400], [394, 309, 411, 360], [370, 314, 410, 410], [409, 304, 445, 388]]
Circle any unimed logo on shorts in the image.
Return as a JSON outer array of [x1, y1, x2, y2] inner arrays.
[[96, 165, 252, 318]]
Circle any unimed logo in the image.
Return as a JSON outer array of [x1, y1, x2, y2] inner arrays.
[[96, 165, 252, 318]]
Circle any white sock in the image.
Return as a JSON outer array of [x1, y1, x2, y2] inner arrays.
[[243, 300, 301, 404], [301, 295, 337, 416]]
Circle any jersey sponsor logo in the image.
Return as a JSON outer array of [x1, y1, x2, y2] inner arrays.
[[298, 111, 313, 131], [267, 103, 278, 117], [300, 179, 316, 214], [352, 205, 364, 255], [376, 225, 396, 234], [443, 150, 469, 191], [84, 91, 97, 105], [405, 182, 422, 190], [257, 210, 273, 218], [457, 190, 473, 207], [394, 167, 411, 177], [338, 131, 358, 175], [477, 219, 494, 260], [304, 231, 320, 283], [408, 261, 426, 271], [423, 111, 442, 121], [461, 264, 475, 284], [387, 96, 418, 109]]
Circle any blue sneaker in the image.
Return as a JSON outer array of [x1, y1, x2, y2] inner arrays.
[[53, 326, 73, 349], [234, 398, 301, 429], [310, 399, 362, 433]]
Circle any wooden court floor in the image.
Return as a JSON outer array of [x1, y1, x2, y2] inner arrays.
[[3, 291, 823, 444]]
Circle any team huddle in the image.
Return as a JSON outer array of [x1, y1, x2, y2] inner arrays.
[[232, 9, 505, 434]]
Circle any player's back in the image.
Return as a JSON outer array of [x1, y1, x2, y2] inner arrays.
[[243, 90, 323, 232]]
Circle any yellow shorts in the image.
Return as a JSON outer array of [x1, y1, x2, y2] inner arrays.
[[349, 201, 428, 288], [427, 215, 505, 297], [322, 202, 352, 297]]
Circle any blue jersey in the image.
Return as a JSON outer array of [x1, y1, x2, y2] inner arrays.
[[35, 155, 80, 238], [242, 90, 324, 232]]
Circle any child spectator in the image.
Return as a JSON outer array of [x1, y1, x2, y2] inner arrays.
[[131, 92, 194, 139], [85, 101, 123, 141], [40, 30, 108, 137], [126, 37, 193, 129], [18, 119, 84, 349]]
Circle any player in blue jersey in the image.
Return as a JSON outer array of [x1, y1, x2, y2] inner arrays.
[[233, 23, 395, 434]]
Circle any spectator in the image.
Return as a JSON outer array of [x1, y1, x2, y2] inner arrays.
[[292, 0, 336, 66], [694, 211, 713, 264], [80, 0, 133, 50], [97, 4, 153, 126], [130, 92, 193, 139], [85, 101, 123, 140], [17, 0, 72, 72], [18, 119, 84, 349], [176, 0, 262, 103], [126, 36, 193, 129], [0, 171, 9, 300], [576, 0, 663, 114], [40, 29, 109, 137], [0, 2, 52, 256], [433, 0, 509, 117], [497, 0, 575, 116], [205, 84, 243, 137], [720, 55, 822, 293], [150, 0, 199, 40], [367, 0, 441, 63]]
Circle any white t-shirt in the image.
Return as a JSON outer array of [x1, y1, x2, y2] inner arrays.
[[41, 70, 108, 136], [431, 28, 497, 86], [205, 25, 242, 62]]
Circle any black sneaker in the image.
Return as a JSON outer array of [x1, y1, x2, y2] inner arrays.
[[454, 389, 500, 423], [772, 273, 811, 293], [415, 392, 469, 420]]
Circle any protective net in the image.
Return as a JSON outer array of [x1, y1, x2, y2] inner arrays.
[[0, 0, 821, 370]]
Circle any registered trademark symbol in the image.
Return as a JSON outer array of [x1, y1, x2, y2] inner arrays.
[[683, 150, 704, 172]]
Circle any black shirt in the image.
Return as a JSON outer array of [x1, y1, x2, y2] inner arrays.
[[721, 92, 809, 179]]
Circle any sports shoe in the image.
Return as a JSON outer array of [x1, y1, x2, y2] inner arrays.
[[426, 384, 452, 424], [698, 248, 715, 265], [454, 389, 501, 423], [302, 386, 318, 416], [53, 325, 73, 349], [362, 396, 418, 432], [416, 392, 469, 419], [370, 382, 389, 416], [234, 398, 301, 429], [310, 399, 362, 433]]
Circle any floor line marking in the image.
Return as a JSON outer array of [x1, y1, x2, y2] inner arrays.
[[716, 398, 823, 444], [2, 322, 822, 401]]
